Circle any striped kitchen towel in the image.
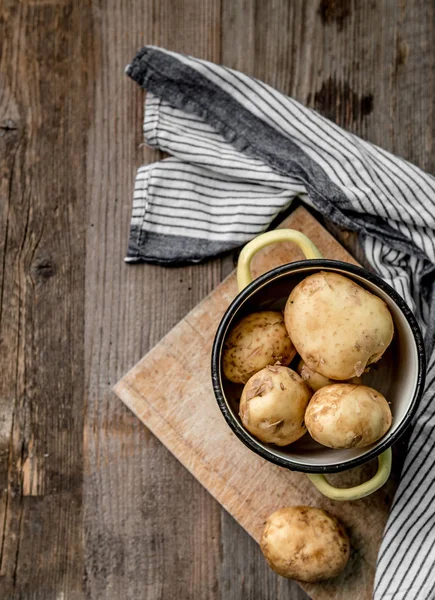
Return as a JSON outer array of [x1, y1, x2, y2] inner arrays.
[[126, 46, 435, 600]]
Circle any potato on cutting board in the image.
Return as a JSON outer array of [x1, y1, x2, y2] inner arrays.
[[261, 507, 350, 582]]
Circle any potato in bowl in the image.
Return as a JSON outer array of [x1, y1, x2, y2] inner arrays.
[[284, 271, 394, 380], [222, 311, 296, 384], [239, 365, 311, 446], [213, 258, 423, 479]]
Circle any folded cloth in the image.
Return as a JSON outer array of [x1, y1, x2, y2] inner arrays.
[[126, 46, 435, 599]]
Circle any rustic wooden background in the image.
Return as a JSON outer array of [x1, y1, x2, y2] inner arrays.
[[0, 0, 434, 599]]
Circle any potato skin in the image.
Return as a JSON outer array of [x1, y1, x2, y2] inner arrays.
[[296, 360, 361, 392], [260, 507, 350, 582], [285, 272, 394, 380], [239, 366, 311, 446], [223, 311, 296, 384], [305, 384, 392, 449]]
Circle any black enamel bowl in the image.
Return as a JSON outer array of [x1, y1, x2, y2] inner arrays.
[[211, 231, 425, 500]]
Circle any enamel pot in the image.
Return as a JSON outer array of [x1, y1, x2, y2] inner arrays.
[[211, 230, 425, 501]]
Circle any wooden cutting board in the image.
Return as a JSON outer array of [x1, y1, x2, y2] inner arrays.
[[114, 207, 396, 600]]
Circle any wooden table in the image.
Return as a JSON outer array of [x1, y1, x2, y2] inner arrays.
[[1, 1, 433, 598]]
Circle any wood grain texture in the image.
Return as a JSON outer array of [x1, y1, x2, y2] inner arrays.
[[83, 1, 224, 599], [1, 0, 434, 598], [0, 0, 90, 597], [223, 0, 435, 172]]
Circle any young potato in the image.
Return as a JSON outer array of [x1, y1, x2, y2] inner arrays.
[[260, 507, 350, 582], [239, 365, 311, 446], [284, 272, 394, 380], [305, 384, 392, 449], [296, 359, 361, 392], [223, 311, 296, 384]]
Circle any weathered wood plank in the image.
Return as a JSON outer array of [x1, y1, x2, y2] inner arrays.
[[83, 1, 224, 599], [0, 0, 91, 597]]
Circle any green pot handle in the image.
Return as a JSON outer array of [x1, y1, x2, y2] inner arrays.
[[307, 448, 392, 500], [236, 229, 392, 501], [237, 229, 323, 290]]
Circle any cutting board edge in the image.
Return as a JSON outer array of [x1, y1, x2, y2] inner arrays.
[[114, 375, 262, 541]]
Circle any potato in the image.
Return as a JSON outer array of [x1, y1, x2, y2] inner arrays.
[[305, 384, 392, 449], [296, 359, 361, 392], [260, 507, 350, 582], [284, 272, 394, 380], [239, 365, 311, 446], [223, 311, 296, 384]]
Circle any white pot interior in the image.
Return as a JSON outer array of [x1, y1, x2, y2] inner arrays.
[[220, 265, 421, 470]]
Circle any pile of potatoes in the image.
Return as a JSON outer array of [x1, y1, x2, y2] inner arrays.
[[222, 272, 395, 582], [223, 271, 394, 451]]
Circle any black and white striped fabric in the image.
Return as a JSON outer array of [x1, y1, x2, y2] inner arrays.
[[126, 46, 435, 599]]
